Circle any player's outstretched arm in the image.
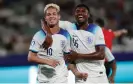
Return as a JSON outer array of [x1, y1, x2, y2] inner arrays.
[[77, 46, 105, 60], [28, 51, 60, 67], [113, 29, 127, 37], [66, 46, 105, 61]]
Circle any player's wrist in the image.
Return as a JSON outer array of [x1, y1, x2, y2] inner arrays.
[[47, 33, 52, 36], [43, 58, 49, 64], [73, 69, 80, 76], [110, 74, 115, 78], [77, 53, 80, 59], [122, 29, 127, 34]]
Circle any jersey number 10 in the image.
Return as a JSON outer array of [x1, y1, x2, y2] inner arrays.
[[47, 48, 53, 56]]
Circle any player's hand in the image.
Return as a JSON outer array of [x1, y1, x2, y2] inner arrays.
[[74, 71, 88, 81], [41, 19, 53, 49], [41, 19, 47, 32], [108, 76, 115, 84], [41, 19, 52, 34], [42, 34, 53, 49], [64, 50, 79, 62], [46, 58, 60, 68], [121, 29, 128, 34]]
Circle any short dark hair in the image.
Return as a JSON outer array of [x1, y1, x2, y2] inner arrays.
[[75, 4, 90, 14], [95, 18, 105, 27]]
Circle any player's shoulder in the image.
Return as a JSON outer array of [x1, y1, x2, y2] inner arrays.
[[33, 29, 46, 40], [103, 28, 113, 33], [59, 20, 77, 30], [87, 23, 102, 34], [59, 28, 69, 34], [58, 28, 70, 38], [90, 23, 101, 29], [59, 20, 73, 26]]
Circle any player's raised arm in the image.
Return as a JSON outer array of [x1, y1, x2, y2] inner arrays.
[[41, 20, 73, 49], [113, 29, 127, 37], [41, 19, 53, 49]]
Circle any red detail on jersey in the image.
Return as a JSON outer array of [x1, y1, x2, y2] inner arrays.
[[102, 28, 115, 50]]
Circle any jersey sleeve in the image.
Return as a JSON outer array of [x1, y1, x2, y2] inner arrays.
[[95, 26, 105, 46], [29, 30, 46, 53], [59, 21, 74, 31], [105, 47, 115, 62], [29, 38, 40, 53], [63, 33, 71, 54]]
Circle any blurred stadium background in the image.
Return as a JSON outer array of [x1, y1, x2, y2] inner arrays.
[[0, 0, 133, 83]]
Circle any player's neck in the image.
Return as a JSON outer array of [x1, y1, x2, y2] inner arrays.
[[78, 22, 89, 30], [50, 25, 60, 34]]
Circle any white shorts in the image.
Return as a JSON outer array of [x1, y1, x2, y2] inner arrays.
[[38, 76, 68, 84], [76, 75, 109, 84]]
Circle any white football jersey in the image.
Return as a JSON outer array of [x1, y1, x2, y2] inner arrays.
[[59, 21, 106, 77], [105, 47, 115, 62], [29, 28, 71, 82]]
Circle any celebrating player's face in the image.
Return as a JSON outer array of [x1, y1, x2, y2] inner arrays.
[[45, 7, 60, 27], [74, 7, 89, 23]]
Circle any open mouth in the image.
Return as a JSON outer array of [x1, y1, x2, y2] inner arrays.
[[78, 16, 83, 18], [50, 18, 55, 21], [49, 19, 56, 23], [77, 15, 84, 20]]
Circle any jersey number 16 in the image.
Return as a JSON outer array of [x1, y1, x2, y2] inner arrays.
[[72, 38, 78, 48]]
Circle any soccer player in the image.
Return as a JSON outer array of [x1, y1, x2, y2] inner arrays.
[[59, 4, 108, 83], [28, 3, 71, 83], [95, 18, 127, 83]]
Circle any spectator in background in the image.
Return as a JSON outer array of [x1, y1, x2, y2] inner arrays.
[[95, 18, 127, 83]]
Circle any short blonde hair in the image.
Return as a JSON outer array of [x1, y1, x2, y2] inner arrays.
[[44, 3, 60, 13]]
